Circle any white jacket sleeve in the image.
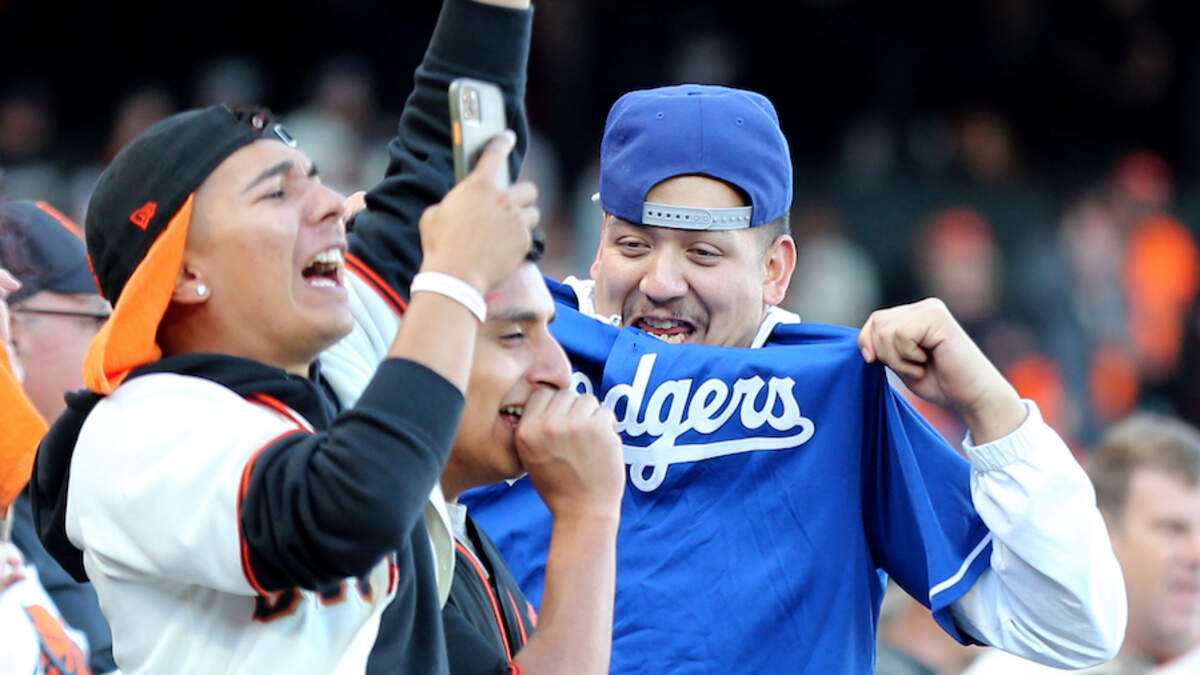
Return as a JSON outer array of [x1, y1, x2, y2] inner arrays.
[[949, 400, 1126, 667]]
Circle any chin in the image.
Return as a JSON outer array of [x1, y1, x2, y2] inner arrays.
[[301, 312, 354, 355]]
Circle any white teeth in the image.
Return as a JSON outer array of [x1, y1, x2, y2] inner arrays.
[[642, 317, 684, 329], [651, 333, 686, 344], [500, 406, 524, 416], [312, 248, 345, 265], [309, 278, 339, 288]]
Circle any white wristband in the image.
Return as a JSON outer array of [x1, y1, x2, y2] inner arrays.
[[410, 271, 487, 322]]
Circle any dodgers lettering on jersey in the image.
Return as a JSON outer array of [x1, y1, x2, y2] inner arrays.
[[463, 277, 993, 674], [578, 351, 815, 492]]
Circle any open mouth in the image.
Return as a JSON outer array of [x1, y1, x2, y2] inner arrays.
[[500, 405, 524, 429], [634, 316, 695, 344], [301, 247, 345, 289]]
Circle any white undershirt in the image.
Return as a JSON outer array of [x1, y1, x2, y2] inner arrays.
[[446, 501, 488, 580]]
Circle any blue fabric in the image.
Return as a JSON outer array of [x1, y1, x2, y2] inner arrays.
[[464, 278, 992, 674]]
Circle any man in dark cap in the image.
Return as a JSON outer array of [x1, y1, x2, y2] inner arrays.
[[0, 201, 115, 672], [0, 202, 109, 421], [26, 0, 550, 672]]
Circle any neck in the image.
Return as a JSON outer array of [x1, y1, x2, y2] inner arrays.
[[440, 465, 467, 504], [159, 309, 313, 376]]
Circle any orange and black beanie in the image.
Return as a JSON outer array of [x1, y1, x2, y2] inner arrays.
[[82, 104, 296, 393]]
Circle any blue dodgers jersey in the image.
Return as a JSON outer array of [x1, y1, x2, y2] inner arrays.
[[463, 278, 993, 674]]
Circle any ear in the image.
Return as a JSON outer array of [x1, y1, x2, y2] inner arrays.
[[172, 263, 210, 304], [762, 234, 797, 307]]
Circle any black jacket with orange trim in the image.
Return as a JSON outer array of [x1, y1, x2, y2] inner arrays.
[[444, 514, 537, 675], [29, 0, 532, 672]]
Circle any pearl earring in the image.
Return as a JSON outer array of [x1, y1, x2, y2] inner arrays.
[[196, 283, 209, 298]]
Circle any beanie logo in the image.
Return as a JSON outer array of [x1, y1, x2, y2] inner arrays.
[[129, 202, 157, 230]]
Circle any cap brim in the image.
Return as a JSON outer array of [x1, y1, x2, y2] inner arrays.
[[83, 195, 194, 395]]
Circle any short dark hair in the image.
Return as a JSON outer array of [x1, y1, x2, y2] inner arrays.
[[753, 212, 791, 257], [1089, 412, 1200, 521]]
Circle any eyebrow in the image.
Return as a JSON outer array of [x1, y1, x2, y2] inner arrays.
[[242, 160, 319, 193], [488, 308, 552, 324]]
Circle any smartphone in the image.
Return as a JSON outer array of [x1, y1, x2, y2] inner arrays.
[[449, 78, 510, 187]]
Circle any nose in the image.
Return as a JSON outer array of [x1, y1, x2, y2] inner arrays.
[[638, 250, 688, 303], [307, 181, 347, 232], [529, 328, 572, 391]]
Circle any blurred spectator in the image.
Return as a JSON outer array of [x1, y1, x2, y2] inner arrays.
[[0, 201, 116, 672], [100, 86, 176, 167], [1108, 151, 1173, 231], [0, 541, 92, 675], [966, 412, 1200, 674], [284, 56, 385, 194], [953, 108, 1023, 187], [783, 204, 881, 327], [517, 128, 576, 280], [915, 207, 1000, 327], [907, 206, 1074, 445], [0, 87, 64, 206], [1017, 150, 1198, 445], [192, 55, 268, 109], [1124, 213, 1199, 384], [876, 583, 981, 675], [62, 86, 176, 223], [838, 115, 899, 189]]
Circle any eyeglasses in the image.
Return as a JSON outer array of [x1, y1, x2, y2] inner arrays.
[[10, 307, 111, 322]]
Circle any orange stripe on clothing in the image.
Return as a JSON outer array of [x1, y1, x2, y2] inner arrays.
[[0, 348, 46, 515], [345, 253, 408, 317], [237, 429, 304, 596], [249, 393, 314, 432], [83, 195, 196, 394], [34, 201, 85, 240], [506, 588, 529, 645], [456, 540, 513, 661]]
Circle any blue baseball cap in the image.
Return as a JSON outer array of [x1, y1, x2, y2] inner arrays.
[[597, 84, 792, 230], [0, 201, 97, 303]]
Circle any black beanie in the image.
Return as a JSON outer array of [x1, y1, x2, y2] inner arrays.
[[84, 105, 291, 303]]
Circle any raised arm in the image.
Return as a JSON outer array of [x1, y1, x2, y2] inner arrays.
[[347, 0, 533, 299], [859, 298, 1125, 666]]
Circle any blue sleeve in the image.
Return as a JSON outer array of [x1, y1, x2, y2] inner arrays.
[[861, 369, 992, 644]]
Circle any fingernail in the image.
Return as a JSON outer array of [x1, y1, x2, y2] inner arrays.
[[860, 347, 871, 362], [504, 129, 517, 146]]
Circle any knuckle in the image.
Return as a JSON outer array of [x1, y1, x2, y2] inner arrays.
[[922, 297, 947, 312]]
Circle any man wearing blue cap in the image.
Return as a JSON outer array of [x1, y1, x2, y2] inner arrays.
[[465, 85, 1125, 673]]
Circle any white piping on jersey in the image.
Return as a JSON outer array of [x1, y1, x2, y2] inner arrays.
[[929, 532, 993, 602], [625, 427, 815, 492]]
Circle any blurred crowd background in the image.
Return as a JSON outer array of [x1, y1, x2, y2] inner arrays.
[[3, 0, 1200, 455], [6, 1, 1200, 672]]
